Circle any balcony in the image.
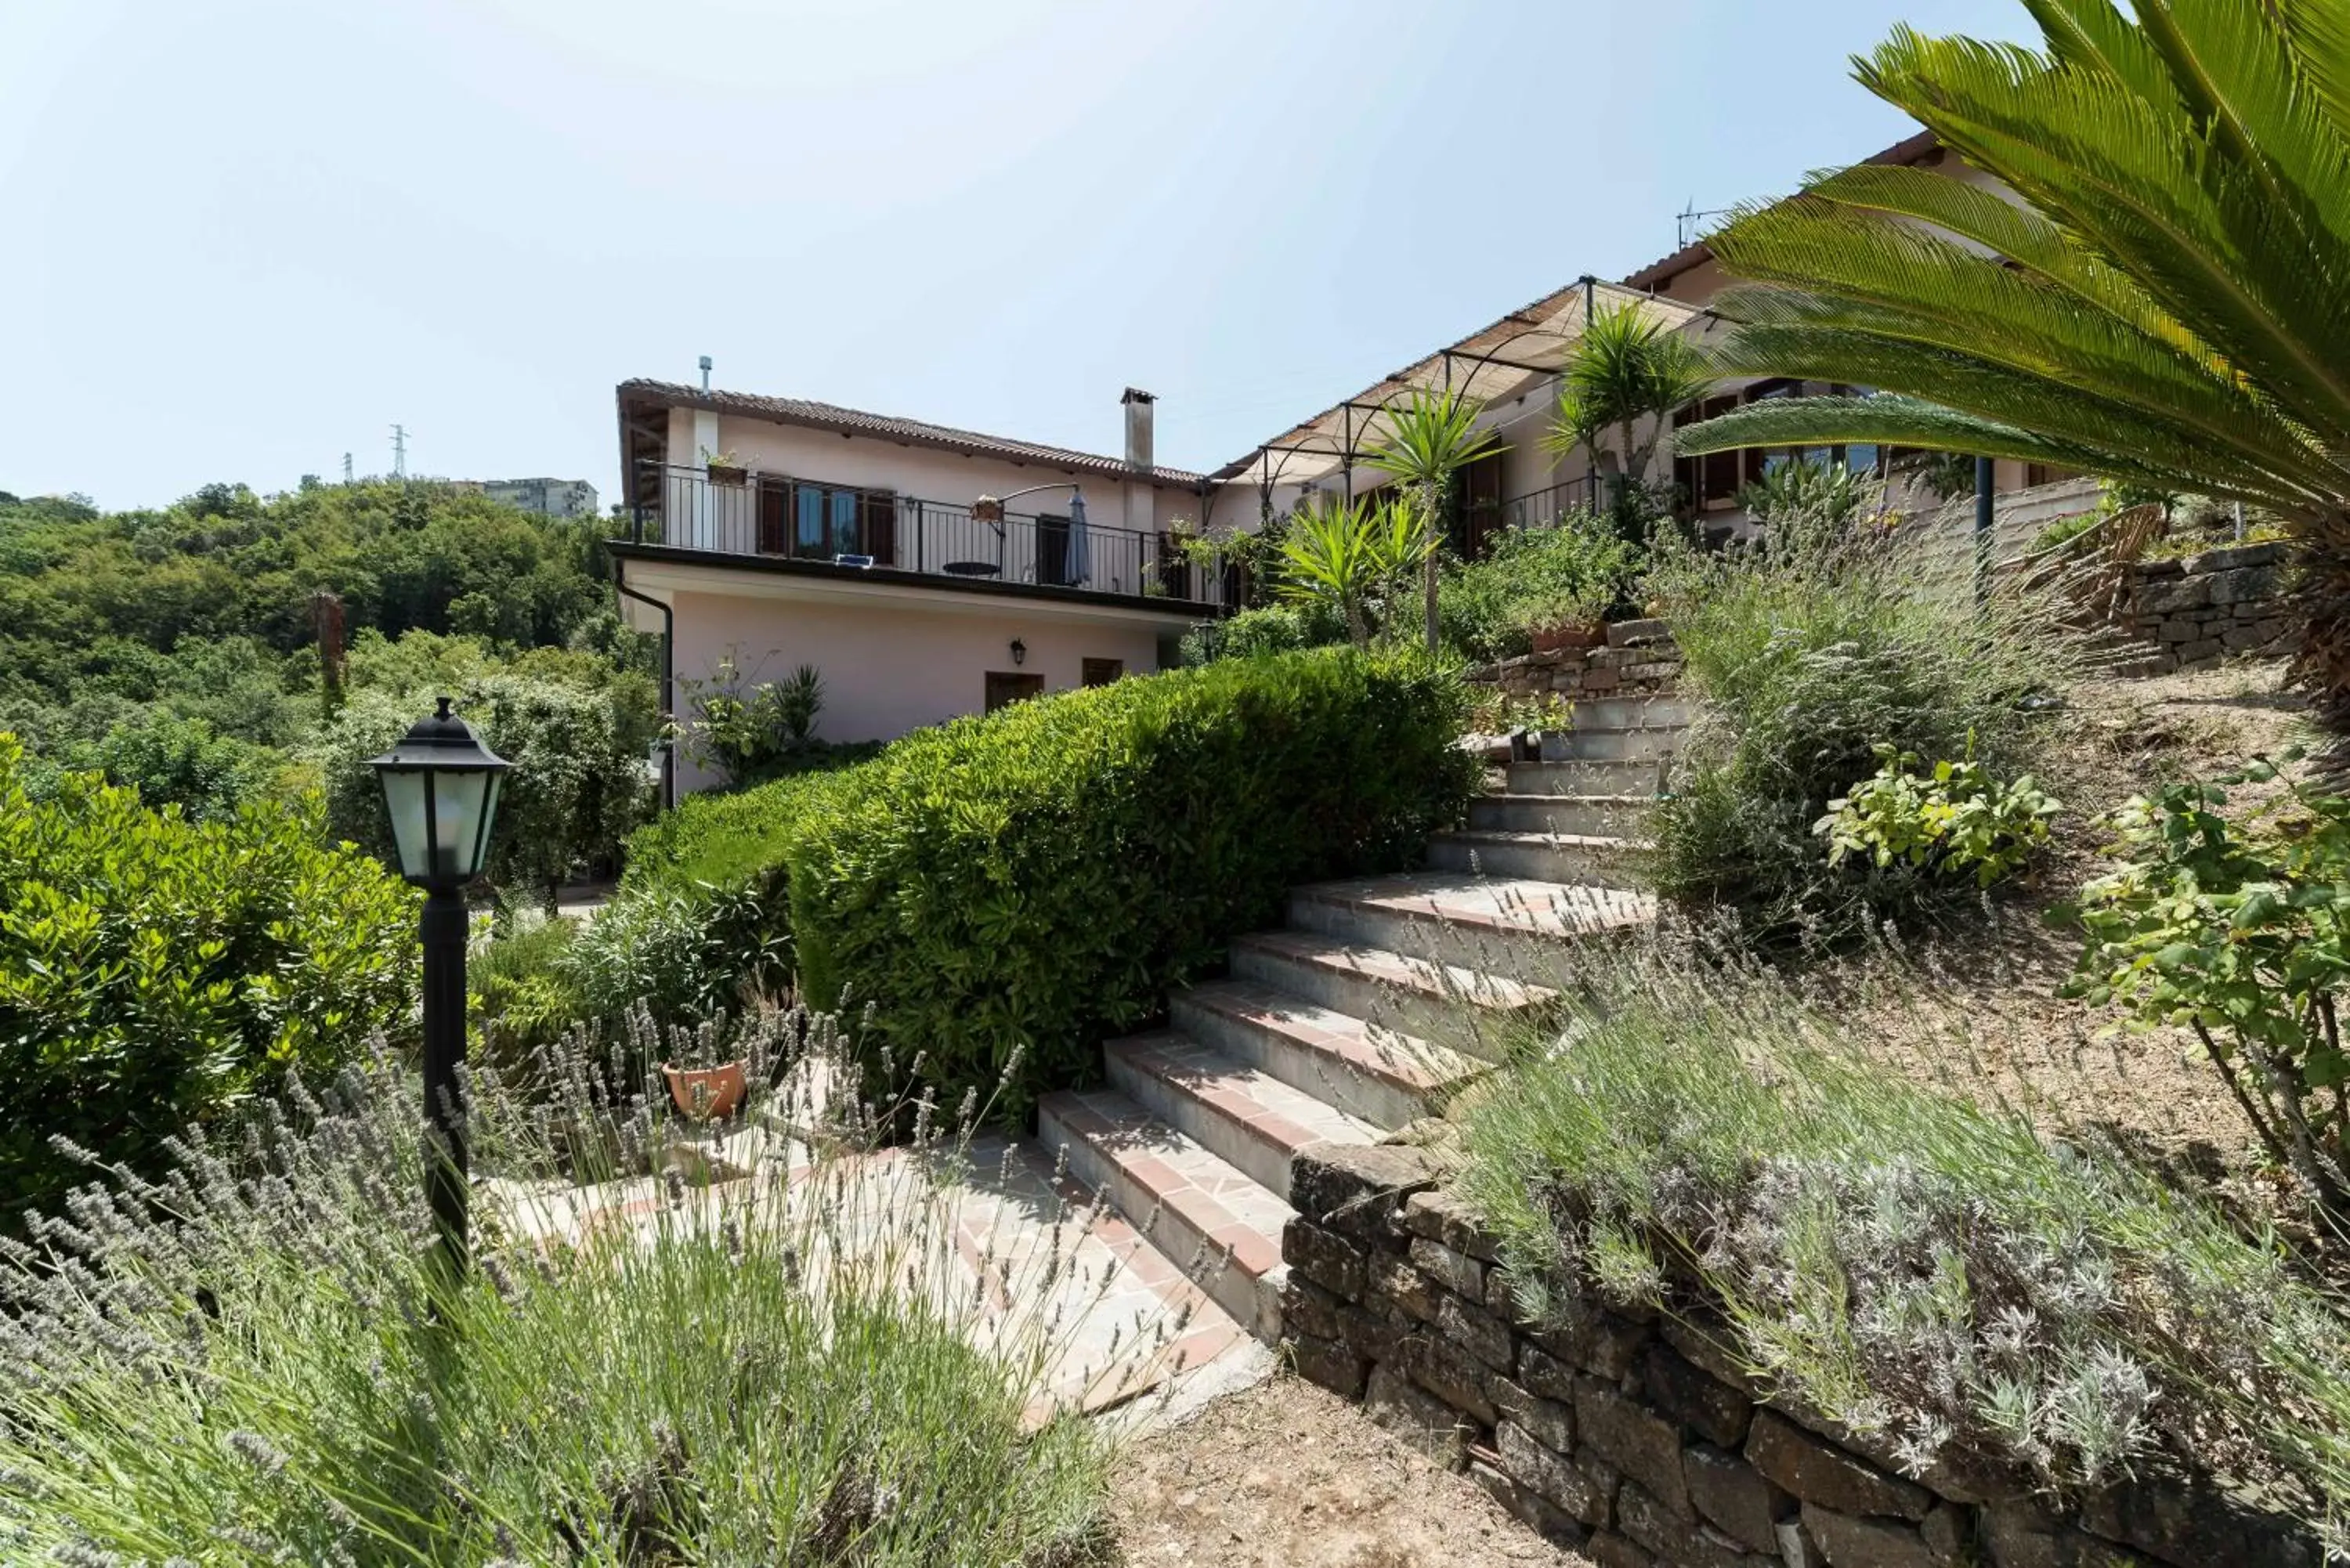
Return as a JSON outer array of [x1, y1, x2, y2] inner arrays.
[[614, 464, 1235, 612]]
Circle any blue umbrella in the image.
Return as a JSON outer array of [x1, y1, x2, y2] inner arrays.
[[1065, 489, 1091, 587]]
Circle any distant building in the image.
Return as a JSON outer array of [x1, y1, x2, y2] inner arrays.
[[465, 477, 599, 518]]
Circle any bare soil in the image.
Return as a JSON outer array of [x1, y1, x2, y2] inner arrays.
[[1111, 1373, 1589, 1568]]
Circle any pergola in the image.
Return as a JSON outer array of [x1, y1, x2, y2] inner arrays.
[[1208, 275, 1708, 517]]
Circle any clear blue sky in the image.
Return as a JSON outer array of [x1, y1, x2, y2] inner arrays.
[[1, 0, 2029, 511]]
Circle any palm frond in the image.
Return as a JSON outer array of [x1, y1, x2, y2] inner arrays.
[[2276, 0, 2350, 149]]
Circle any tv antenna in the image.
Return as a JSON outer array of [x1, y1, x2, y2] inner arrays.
[[1676, 200, 1733, 249]]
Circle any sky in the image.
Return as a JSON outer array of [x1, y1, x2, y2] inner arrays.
[[0, 0, 2031, 512]]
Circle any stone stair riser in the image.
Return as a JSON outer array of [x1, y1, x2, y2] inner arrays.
[[1470, 794, 1650, 838], [1540, 725, 1682, 762], [1506, 757, 1664, 795], [1036, 1097, 1287, 1339], [1228, 941, 1527, 1064], [1569, 696, 1690, 729], [1103, 1050, 1301, 1200], [1168, 992, 1434, 1131], [1285, 892, 1578, 989], [1427, 834, 1643, 889]]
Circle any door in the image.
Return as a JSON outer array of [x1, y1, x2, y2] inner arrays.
[[1036, 513, 1071, 587], [859, 490, 897, 565], [1455, 451, 1505, 558], [757, 475, 792, 554], [985, 672, 1045, 712]]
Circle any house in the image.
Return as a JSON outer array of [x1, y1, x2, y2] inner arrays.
[[475, 477, 600, 518], [609, 380, 1229, 797]]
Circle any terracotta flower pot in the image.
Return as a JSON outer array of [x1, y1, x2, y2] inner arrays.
[[663, 1060, 747, 1121], [1531, 622, 1605, 654]]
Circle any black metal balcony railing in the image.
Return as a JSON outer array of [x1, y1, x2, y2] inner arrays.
[[620, 464, 1233, 609]]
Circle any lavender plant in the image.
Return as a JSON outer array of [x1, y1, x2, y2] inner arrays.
[[0, 1003, 1171, 1565], [1460, 938, 2350, 1540]]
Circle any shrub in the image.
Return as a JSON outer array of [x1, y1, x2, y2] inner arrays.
[[594, 651, 1474, 1122], [1735, 457, 1882, 530], [1180, 599, 1348, 665], [0, 735, 416, 1227], [309, 670, 653, 905], [678, 656, 877, 788], [0, 1015, 1115, 1562], [1459, 946, 2350, 1530], [1438, 513, 1639, 663], [1817, 743, 2060, 889], [2059, 761, 2350, 1223], [785, 649, 1475, 1121], [56, 709, 292, 821], [1647, 523, 2073, 939]]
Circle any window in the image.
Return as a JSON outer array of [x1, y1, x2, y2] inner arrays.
[[796, 484, 860, 558], [1081, 658, 1123, 687], [985, 672, 1045, 711]]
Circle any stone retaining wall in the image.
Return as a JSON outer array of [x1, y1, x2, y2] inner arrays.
[[1466, 619, 1683, 703], [2119, 541, 2293, 674], [1282, 1142, 2325, 1568]]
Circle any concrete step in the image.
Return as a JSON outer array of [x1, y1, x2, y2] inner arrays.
[[1171, 979, 1473, 1131], [1228, 929, 1556, 1061], [1036, 1087, 1291, 1339], [1470, 792, 1652, 838], [1285, 870, 1652, 982], [1427, 829, 1643, 888], [1104, 1033, 1377, 1201], [1506, 757, 1668, 796], [1540, 724, 1683, 762], [1571, 695, 1690, 729]]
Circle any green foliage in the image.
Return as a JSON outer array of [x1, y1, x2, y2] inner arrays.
[[677, 655, 872, 789], [0, 1015, 1113, 1562], [52, 710, 294, 821], [784, 650, 1475, 1122], [2032, 513, 2105, 555], [1546, 302, 1715, 490], [1275, 496, 1434, 647], [1437, 513, 1639, 663], [1736, 459, 1882, 531], [1459, 948, 2350, 1524], [309, 672, 654, 905], [0, 735, 417, 1227], [1647, 523, 2071, 939], [469, 915, 588, 1088], [2059, 762, 2350, 1219], [1817, 742, 2059, 888], [1667, 5, 2350, 732], [1178, 600, 1349, 666]]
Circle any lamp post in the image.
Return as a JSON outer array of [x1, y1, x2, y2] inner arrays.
[[368, 696, 508, 1284]]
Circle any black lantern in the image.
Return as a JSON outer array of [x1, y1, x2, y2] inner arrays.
[[368, 696, 507, 1286], [370, 696, 508, 887]]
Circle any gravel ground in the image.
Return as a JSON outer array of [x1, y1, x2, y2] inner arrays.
[[1111, 1373, 1589, 1568]]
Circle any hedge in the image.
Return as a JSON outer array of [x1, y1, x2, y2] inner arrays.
[[577, 649, 1476, 1121], [0, 735, 418, 1227]]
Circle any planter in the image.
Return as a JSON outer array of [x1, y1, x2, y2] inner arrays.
[[1531, 622, 1605, 654], [705, 464, 749, 487], [663, 1060, 747, 1121]]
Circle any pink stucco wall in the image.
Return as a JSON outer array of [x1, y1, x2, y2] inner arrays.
[[663, 582, 1174, 792]]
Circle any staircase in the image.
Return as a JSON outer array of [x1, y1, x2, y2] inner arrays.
[[1036, 695, 1687, 1341]]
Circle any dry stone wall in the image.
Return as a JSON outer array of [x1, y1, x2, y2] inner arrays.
[[1282, 1142, 2328, 1568], [2118, 542, 2293, 674], [1465, 619, 1683, 703]]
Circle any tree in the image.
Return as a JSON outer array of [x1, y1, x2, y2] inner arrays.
[[1275, 496, 1434, 648], [1365, 387, 1502, 652], [1548, 302, 1716, 496], [1672, 2, 2350, 734]]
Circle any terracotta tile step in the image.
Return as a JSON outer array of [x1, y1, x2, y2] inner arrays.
[[1104, 1031, 1377, 1200], [1035, 1086, 1292, 1339]]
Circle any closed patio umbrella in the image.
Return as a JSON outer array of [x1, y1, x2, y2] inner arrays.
[[1064, 490, 1090, 587]]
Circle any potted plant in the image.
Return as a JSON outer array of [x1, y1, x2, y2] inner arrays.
[[663, 1030, 748, 1122], [1524, 581, 1613, 653], [701, 446, 749, 487]]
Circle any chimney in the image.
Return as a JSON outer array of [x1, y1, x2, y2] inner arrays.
[[1122, 388, 1155, 471]]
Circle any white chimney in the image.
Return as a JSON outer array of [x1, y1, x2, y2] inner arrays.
[[1122, 388, 1155, 471]]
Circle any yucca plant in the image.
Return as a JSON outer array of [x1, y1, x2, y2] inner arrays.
[[1546, 302, 1716, 489], [1673, 1, 2350, 735], [1275, 494, 1434, 647], [1364, 387, 1502, 651]]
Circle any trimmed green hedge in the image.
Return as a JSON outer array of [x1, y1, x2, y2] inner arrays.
[[576, 649, 1475, 1120]]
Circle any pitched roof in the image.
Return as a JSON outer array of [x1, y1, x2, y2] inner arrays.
[[616, 380, 1206, 487], [1621, 128, 1943, 293]]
